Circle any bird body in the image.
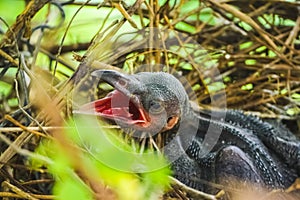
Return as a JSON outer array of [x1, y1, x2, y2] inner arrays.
[[80, 70, 300, 197]]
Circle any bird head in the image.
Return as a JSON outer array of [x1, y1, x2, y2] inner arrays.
[[79, 70, 191, 134]]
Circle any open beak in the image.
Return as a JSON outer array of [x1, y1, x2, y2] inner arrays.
[[77, 70, 151, 127]]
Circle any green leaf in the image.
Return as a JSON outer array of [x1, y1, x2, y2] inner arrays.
[[223, 76, 231, 83], [227, 61, 235, 67], [283, 19, 296, 26], [54, 177, 93, 200], [286, 107, 300, 116], [180, 1, 200, 14], [207, 82, 226, 92], [245, 59, 256, 65], [74, 115, 170, 173], [280, 89, 288, 95], [0, 81, 12, 97], [241, 83, 253, 90], [255, 46, 267, 53], [8, 98, 19, 107], [192, 84, 201, 91], [199, 8, 216, 25], [180, 63, 193, 70], [31, 117, 171, 200], [175, 22, 196, 33], [239, 21, 252, 31], [169, 58, 179, 65], [268, 50, 277, 57], [292, 93, 300, 99], [239, 41, 253, 50], [257, 16, 271, 29]]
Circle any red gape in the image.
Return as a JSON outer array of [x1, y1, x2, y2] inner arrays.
[[85, 90, 149, 125]]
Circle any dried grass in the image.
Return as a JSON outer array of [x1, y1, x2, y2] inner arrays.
[[0, 0, 299, 199]]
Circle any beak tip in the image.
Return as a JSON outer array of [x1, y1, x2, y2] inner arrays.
[[91, 70, 105, 77]]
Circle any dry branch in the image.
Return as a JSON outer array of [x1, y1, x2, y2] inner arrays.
[[0, 0, 51, 49]]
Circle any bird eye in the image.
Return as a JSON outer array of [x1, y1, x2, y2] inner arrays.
[[149, 100, 164, 114]]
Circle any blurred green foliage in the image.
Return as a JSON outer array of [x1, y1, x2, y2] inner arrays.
[[31, 116, 171, 200]]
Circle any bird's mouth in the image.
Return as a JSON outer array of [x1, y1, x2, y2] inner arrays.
[[78, 90, 150, 127]]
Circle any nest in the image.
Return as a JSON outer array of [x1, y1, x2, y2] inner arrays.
[[0, 0, 299, 199]]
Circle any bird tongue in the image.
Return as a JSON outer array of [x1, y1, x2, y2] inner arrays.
[[79, 90, 147, 125]]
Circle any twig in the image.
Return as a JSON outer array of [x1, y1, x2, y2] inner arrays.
[[0, 49, 18, 66], [206, 0, 296, 67], [52, 0, 91, 82], [170, 177, 218, 200], [286, 178, 300, 193], [4, 115, 50, 139], [112, 2, 138, 28], [0, 184, 54, 199], [282, 15, 300, 53], [0, 131, 53, 166], [2, 181, 38, 200], [0, 126, 64, 133], [0, 125, 120, 133], [0, 131, 32, 170], [0, 192, 54, 199], [0, 0, 51, 48]]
